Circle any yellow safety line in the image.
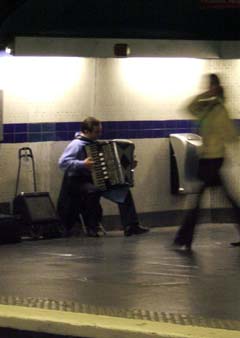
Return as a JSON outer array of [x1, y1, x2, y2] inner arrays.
[[0, 304, 239, 338]]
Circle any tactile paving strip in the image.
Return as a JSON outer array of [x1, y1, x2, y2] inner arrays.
[[0, 295, 239, 331]]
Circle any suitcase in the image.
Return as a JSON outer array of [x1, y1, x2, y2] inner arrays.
[[13, 148, 63, 239], [0, 214, 21, 244]]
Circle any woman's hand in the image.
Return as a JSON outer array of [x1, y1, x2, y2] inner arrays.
[[133, 160, 138, 169]]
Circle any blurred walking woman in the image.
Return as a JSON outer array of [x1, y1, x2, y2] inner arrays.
[[173, 73, 240, 250]]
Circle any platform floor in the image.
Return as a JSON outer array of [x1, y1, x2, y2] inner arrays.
[[0, 223, 240, 334]]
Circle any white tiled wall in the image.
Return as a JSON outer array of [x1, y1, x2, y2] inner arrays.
[[0, 56, 240, 215], [95, 58, 206, 120], [1, 57, 95, 123]]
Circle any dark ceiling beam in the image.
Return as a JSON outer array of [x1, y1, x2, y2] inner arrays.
[[0, 0, 27, 22], [1, 0, 240, 45], [0, 0, 27, 47]]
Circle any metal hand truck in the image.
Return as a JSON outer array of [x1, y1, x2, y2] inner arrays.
[[13, 147, 63, 240]]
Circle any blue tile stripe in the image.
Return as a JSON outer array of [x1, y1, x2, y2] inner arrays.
[[1, 119, 239, 143]]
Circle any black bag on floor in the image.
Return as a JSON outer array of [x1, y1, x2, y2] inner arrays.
[[0, 214, 21, 244], [13, 192, 62, 239]]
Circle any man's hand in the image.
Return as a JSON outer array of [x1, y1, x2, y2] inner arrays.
[[133, 160, 138, 169], [84, 157, 94, 169]]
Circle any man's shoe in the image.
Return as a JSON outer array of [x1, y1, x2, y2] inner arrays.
[[124, 225, 149, 236], [124, 226, 133, 236], [87, 229, 100, 238], [172, 242, 192, 252], [172, 239, 192, 252], [230, 241, 240, 247], [132, 225, 149, 235]]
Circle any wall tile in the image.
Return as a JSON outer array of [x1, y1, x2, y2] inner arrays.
[[28, 133, 42, 142], [56, 131, 70, 141], [29, 124, 41, 133], [56, 123, 68, 132], [14, 133, 28, 143], [42, 123, 56, 132], [15, 123, 27, 133], [42, 132, 56, 141], [3, 134, 14, 143], [3, 124, 14, 133]]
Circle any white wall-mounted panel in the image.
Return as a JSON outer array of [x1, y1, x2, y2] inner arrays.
[[14, 37, 220, 58], [0, 90, 3, 141]]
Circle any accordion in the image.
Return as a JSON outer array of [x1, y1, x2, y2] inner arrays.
[[85, 139, 135, 191]]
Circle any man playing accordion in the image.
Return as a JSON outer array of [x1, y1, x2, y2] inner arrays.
[[57, 116, 149, 237]]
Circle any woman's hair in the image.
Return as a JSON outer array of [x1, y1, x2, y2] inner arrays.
[[81, 117, 101, 132], [210, 73, 220, 87], [209, 73, 224, 100]]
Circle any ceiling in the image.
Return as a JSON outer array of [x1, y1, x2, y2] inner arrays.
[[0, 0, 240, 50]]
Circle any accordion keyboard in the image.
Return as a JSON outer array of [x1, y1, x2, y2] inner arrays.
[[85, 140, 134, 191]]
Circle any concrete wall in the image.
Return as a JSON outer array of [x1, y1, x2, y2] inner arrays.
[[0, 56, 240, 217]]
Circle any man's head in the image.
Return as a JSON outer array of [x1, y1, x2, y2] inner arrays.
[[81, 117, 102, 140], [209, 73, 224, 99]]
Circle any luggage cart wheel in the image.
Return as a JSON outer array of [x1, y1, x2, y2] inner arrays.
[[29, 224, 42, 240]]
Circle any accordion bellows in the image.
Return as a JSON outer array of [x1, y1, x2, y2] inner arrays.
[[85, 139, 135, 191]]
